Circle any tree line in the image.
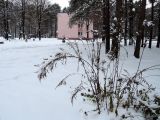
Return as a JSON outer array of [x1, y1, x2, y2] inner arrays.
[[68, 0, 160, 58], [0, 0, 61, 40]]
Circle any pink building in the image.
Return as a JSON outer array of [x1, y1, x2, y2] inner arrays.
[[57, 13, 93, 39]]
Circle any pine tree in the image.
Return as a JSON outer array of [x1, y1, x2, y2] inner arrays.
[[103, 0, 110, 53], [21, 0, 26, 39], [124, 0, 128, 46], [3, 0, 9, 40], [134, 0, 146, 58], [129, 0, 134, 45], [157, 2, 160, 48], [111, 0, 123, 58], [148, 0, 155, 48], [37, 0, 42, 41]]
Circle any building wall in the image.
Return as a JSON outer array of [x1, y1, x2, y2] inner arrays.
[[57, 13, 93, 39]]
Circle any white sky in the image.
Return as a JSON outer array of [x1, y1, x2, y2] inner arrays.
[[49, 0, 70, 9], [49, 0, 151, 9]]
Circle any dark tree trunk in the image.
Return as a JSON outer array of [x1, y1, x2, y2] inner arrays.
[[134, 0, 146, 58], [6, 0, 9, 40], [38, 7, 41, 40], [36, 0, 42, 40], [129, 0, 133, 45], [141, 26, 145, 47], [103, 0, 110, 53], [38, 0, 42, 40], [3, 0, 9, 40], [36, 0, 38, 39], [124, 0, 128, 46], [111, 0, 122, 58], [86, 19, 89, 39], [102, 36, 105, 42], [50, 19, 53, 37], [54, 18, 57, 38], [22, 0, 25, 40], [19, 26, 21, 39], [148, 1, 154, 48], [86, 25, 89, 39], [15, 25, 17, 38], [38, 19, 41, 40], [156, 3, 160, 48], [105, 0, 110, 53]]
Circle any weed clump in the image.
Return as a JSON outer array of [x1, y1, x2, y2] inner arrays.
[[38, 40, 160, 119]]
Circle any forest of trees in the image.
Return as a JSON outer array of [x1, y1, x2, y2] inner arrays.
[[0, 0, 160, 58], [0, 0, 61, 40], [67, 0, 160, 58]]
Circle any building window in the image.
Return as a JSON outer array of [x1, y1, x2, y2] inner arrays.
[[78, 32, 83, 36], [78, 23, 83, 28]]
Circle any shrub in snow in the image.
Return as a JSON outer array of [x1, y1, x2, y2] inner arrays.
[[38, 40, 160, 120]]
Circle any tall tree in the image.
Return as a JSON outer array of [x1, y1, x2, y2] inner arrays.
[[34, 0, 49, 40], [38, 0, 42, 40], [86, 18, 90, 39], [2, 0, 9, 40], [157, 2, 160, 48], [129, 0, 134, 45], [12, 4, 19, 38], [36, 0, 43, 40], [134, 0, 146, 58], [103, 0, 110, 53], [148, 0, 155, 48], [17, 0, 27, 39], [111, 0, 123, 58], [124, 0, 128, 46], [45, 3, 61, 37], [69, 0, 110, 53], [21, 0, 25, 39]]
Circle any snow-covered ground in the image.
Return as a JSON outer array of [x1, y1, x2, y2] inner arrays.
[[0, 38, 160, 120]]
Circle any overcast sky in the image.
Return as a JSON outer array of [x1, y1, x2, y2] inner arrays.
[[49, 0, 151, 9], [50, 0, 70, 9]]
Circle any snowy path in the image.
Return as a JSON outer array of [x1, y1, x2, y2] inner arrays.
[[0, 39, 83, 120]]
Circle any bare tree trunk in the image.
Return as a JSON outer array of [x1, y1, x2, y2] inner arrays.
[[15, 25, 17, 38], [86, 19, 89, 39], [129, 0, 133, 45], [50, 19, 53, 37], [103, 0, 110, 53], [19, 26, 21, 39], [38, 12, 42, 40], [22, 0, 25, 40], [111, 0, 122, 58], [157, 2, 160, 48], [134, 0, 146, 58], [124, 0, 128, 46], [148, 1, 154, 48], [54, 18, 57, 38], [3, 0, 9, 40], [141, 25, 145, 47], [6, 0, 9, 40], [37, 0, 43, 40]]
